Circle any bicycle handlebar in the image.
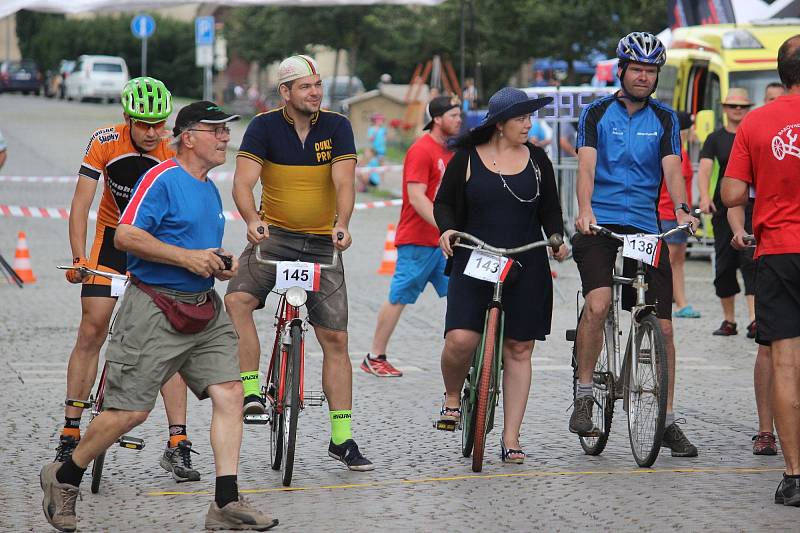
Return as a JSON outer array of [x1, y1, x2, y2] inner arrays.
[[253, 244, 339, 269], [451, 232, 563, 256], [57, 265, 129, 281], [589, 223, 694, 242]]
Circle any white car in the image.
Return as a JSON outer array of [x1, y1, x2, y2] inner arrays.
[[64, 55, 129, 103]]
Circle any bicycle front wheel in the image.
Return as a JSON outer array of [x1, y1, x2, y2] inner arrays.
[[626, 314, 668, 467], [472, 306, 500, 473], [281, 324, 302, 486], [269, 345, 285, 471], [460, 374, 475, 458]]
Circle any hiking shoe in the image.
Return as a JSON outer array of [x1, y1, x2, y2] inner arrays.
[[673, 305, 701, 318], [360, 354, 403, 377], [54, 435, 79, 463], [40, 462, 79, 532], [775, 475, 800, 506], [569, 396, 595, 435], [713, 320, 737, 336], [205, 495, 278, 531], [160, 439, 201, 482], [662, 421, 698, 457], [747, 320, 758, 339], [243, 394, 266, 416], [753, 432, 778, 456], [328, 439, 375, 471]]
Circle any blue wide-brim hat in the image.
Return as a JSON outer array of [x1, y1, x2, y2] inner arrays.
[[472, 87, 553, 133]]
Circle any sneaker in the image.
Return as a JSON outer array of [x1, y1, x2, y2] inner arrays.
[[205, 495, 279, 531], [569, 396, 595, 435], [243, 394, 266, 415], [662, 420, 698, 457], [328, 439, 375, 471], [713, 320, 737, 336], [159, 439, 201, 482], [54, 435, 79, 463], [673, 305, 701, 319], [360, 354, 403, 377], [775, 475, 800, 506], [747, 320, 758, 339], [753, 432, 778, 455], [40, 462, 79, 532]]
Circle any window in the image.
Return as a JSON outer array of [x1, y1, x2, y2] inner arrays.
[[93, 63, 123, 73]]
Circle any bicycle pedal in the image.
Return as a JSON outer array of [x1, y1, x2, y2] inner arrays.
[[65, 399, 91, 409], [243, 413, 270, 425], [304, 390, 326, 406], [118, 436, 145, 450], [434, 420, 457, 432], [566, 329, 577, 342]]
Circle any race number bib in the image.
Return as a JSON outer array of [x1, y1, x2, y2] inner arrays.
[[622, 234, 662, 267], [463, 249, 511, 283], [110, 275, 129, 297], [275, 261, 321, 291]]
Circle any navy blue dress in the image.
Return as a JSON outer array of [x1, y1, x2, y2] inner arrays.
[[444, 149, 553, 341]]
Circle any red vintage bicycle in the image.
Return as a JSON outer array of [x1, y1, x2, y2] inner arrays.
[[242, 234, 341, 486]]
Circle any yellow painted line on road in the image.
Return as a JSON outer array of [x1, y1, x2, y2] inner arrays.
[[146, 466, 782, 497]]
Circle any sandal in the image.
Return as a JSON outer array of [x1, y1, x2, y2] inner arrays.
[[435, 395, 461, 432], [500, 436, 525, 464]]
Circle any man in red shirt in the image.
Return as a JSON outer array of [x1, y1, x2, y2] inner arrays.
[[361, 97, 462, 377], [722, 35, 800, 507]]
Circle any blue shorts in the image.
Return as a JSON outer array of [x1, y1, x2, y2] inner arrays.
[[661, 219, 688, 245], [388, 245, 448, 304]]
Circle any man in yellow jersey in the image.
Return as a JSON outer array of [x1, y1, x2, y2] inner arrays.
[[59, 77, 200, 483], [225, 55, 373, 471]]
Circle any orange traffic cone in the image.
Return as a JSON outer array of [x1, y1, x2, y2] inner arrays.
[[377, 223, 397, 275], [12, 231, 36, 284]]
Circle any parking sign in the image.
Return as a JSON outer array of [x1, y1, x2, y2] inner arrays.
[[195, 17, 215, 46]]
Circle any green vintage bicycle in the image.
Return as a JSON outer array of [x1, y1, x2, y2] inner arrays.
[[444, 232, 562, 472]]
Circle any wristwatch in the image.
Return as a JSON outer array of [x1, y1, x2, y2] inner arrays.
[[674, 203, 691, 215]]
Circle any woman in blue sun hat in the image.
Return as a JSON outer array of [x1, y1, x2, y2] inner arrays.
[[433, 87, 569, 463]]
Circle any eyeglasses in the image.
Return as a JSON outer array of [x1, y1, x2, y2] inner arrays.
[[723, 104, 751, 109], [131, 119, 167, 132], [187, 126, 231, 138]]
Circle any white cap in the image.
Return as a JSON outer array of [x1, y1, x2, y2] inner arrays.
[[278, 55, 319, 85]]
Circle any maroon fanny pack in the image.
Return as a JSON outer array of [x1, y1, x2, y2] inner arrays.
[[131, 277, 215, 334]]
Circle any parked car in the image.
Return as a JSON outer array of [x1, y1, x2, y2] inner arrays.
[[44, 59, 76, 98], [64, 55, 129, 103], [0, 60, 43, 95]]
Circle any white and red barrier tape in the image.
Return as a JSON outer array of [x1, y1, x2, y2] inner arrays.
[[0, 165, 403, 184], [0, 199, 403, 222]]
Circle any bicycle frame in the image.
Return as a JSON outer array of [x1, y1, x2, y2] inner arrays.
[[265, 294, 306, 414]]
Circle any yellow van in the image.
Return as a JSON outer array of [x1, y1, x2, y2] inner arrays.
[[658, 20, 799, 133]]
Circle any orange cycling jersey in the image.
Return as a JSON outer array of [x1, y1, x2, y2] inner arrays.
[[78, 123, 174, 228]]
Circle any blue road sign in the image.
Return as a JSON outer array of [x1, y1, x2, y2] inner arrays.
[[131, 14, 155, 40], [195, 16, 215, 46]]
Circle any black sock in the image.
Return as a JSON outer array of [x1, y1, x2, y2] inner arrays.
[[785, 474, 800, 479], [215, 475, 239, 508], [64, 417, 81, 429], [169, 424, 187, 437], [56, 457, 86, 487]]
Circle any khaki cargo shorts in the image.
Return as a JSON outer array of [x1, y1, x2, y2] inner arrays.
[[225, 226, 348, 331], [103, 283, 240, 412]]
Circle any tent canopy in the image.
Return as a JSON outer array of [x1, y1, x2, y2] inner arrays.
[[1, 0, 444, 19]]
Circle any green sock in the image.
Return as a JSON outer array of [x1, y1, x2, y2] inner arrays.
[[241, 371, 260, 398], [329, 410, 352, 445]]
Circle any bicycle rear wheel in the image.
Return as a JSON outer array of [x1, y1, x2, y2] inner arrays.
[[626, 314, 668, 467], [281, 324, 302, 486], [571, 312, 615, 455], [269, 344, 285, 471], [472, 307, 500, 473], [460, 374, 475, 458], [90, 451, 106, 494]]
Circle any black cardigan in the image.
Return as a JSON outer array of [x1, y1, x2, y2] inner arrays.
[[434, 142, 565, 239]]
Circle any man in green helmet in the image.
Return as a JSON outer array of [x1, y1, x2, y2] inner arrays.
[[57, 77, 202, 483]]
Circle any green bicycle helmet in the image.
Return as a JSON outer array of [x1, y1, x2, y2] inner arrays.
[[121, 76, 173, 122]]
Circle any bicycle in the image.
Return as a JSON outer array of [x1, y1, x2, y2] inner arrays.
[[242, 234, 342, 486], [440, 232, 563, 473], [56, 265, 145, 493], [566, 222, 693, 467]]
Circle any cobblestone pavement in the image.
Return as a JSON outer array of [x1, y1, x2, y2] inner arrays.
[[0, 95, 794, 531]]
